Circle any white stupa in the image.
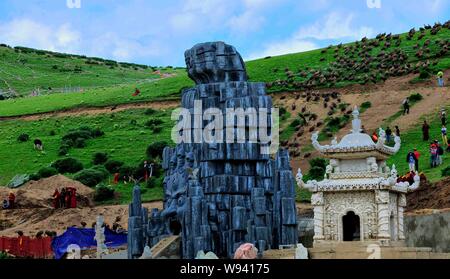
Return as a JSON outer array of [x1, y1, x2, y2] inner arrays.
[[297, 107, 420, 245]]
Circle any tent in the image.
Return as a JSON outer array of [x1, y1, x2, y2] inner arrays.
[[51, 227, 127, 259]]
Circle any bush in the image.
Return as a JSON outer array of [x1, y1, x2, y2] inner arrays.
[[360, 101, 372, 111], [146, 177, 158, 189], [409, 93, 423, 103], [38, 167, 58, 178], [104, 160, 125, 174], [290, 119, 301, 128], [29, 173, 41, 181], [419, 70, 430, 79], [90, 165, 110, 178], [58, 144, 70, 156], [74, 138, 87, 148], [92, 152, 109, 165], [309, 158, 327, 170], [52, 158, 84, 174], [144, 108, 157, 115], [146, 141, 168, 159], [145, 119, 163, 127], [74, 169, 108, 187], [119, 165, 135, 178], [94, 184, 115, 202], [309, 166, 326, 181], [17, 133, 30, 142], [442, 167, 450, 177], [49, 130, 56, 136], [152, 126, 163, 134]]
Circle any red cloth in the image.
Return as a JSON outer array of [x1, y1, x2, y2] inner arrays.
[[414, 151, 421, 159], [113, 173, 120, 184], [132, 89, 141, 96]]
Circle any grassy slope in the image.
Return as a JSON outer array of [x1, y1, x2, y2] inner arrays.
[[1, 28, 449, 117], [387, 112, 449, 183], [0, 109, 174, 195], [0, 46, 170, 95]]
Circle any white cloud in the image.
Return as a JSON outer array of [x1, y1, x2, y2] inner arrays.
[[0, 19, 81, 53], [295, 12, 375, 40], [227, 10, 265, 33], [247, 39, 318, 60]]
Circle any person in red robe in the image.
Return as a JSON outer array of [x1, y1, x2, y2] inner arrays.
[[132, 88, 141, 96], [52, 189, 60, 209], [69, 188, 77, 208], [113, 173, 120, 184], [8, 192, 15, 209]]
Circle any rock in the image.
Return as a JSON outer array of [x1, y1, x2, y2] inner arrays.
[[139, 246, 153, 259], [195, 251, 219, 259], [295, 244, 309, 259]]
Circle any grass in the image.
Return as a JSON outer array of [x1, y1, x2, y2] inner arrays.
[[383, 93, 424, 126], [387, 112, 449, 182], [1, 26, 449, 117], [0, 108, 174, 186], [0, 45, 175, 96], [0, 73, 192, 117]]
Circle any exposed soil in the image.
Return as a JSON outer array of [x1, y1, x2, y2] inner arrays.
[[406, 177, 450, 212], [0, 100, 180, 122]]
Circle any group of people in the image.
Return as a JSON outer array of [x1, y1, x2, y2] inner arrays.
[[52, 187, 77, 209], [2, 192, 16, 210], [112, 161, 154, 185]]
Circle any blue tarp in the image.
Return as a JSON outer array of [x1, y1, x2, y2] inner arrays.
[[51, 227, 127, 259]]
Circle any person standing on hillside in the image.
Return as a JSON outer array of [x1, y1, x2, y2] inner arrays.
[[395, 126, 401, 137], [422, 120, 430, 141], [372, 131, 378, 143], [385, 127, 393, 144], [437, 141, 444, 166], [430, 142, 438, 168], [402, 97, 410, 115], [406, 151, 417, 172], [413, 148, 421, 172], [441, 110, 447, 126], [442, 125, 448, 146], [8, 192, 16, 209], [437, 71, 444, 87]]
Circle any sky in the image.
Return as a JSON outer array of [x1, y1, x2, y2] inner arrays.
[[0, 0, 449, 66]]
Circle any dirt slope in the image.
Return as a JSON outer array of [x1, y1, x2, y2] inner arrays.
[[406, 177, 450, 212]]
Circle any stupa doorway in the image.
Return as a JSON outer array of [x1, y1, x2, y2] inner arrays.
[[342, 211, 361, 241]]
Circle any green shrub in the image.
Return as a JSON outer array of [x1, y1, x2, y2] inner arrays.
[[74, 138, 87, 148], [145, 119, 163, 127], [52, 158, 84, 174], [309, 166, 326, 181], [49, 130, 56, 136], [29, 173, 41, 181], [419, 70, 430, 79], [90, 165, 110, 178], [17, 133, 30, 142], [94, 184, 115, 202], [74, 169, 108, 187], [119, 165, 135, 178], [146, 141, 168, 159], [144, 108, 157, 115], [290, 119, 301, 128], [92, 152, 109, 165], [104, 160, 125, 174], [38, 167, 58, 178], [309, 158, 327, 170], [58, 144, 70, 156], [152, 126, 163, 134], [442, 167, 450, 177], [409, 93, 423, 103], [360, 101, 372, 112]]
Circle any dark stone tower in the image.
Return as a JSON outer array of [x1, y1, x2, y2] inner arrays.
[[128, 42, 297, 259]]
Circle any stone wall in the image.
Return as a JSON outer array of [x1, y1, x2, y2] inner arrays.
[[404, 211, 450, 253]]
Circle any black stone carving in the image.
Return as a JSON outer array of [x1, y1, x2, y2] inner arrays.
[[128, 42, 297, 259]]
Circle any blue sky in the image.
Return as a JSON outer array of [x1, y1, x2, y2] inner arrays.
[[0, 0, 449, 66]]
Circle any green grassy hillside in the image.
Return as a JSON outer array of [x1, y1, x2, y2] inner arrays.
[[0, 109, 174, 184], [1, 24, 449, 118], [0, 45, 177, 96], [388, 112, 449, 183]]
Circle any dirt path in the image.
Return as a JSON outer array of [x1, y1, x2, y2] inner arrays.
[[0, 100, 180, 121], [0, 201, 163, 237]]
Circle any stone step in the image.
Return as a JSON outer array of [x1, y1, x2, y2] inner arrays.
[[151, 235, 181, 259]]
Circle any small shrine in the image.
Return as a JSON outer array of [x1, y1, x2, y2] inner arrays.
[[297, 107, 420, 246]]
